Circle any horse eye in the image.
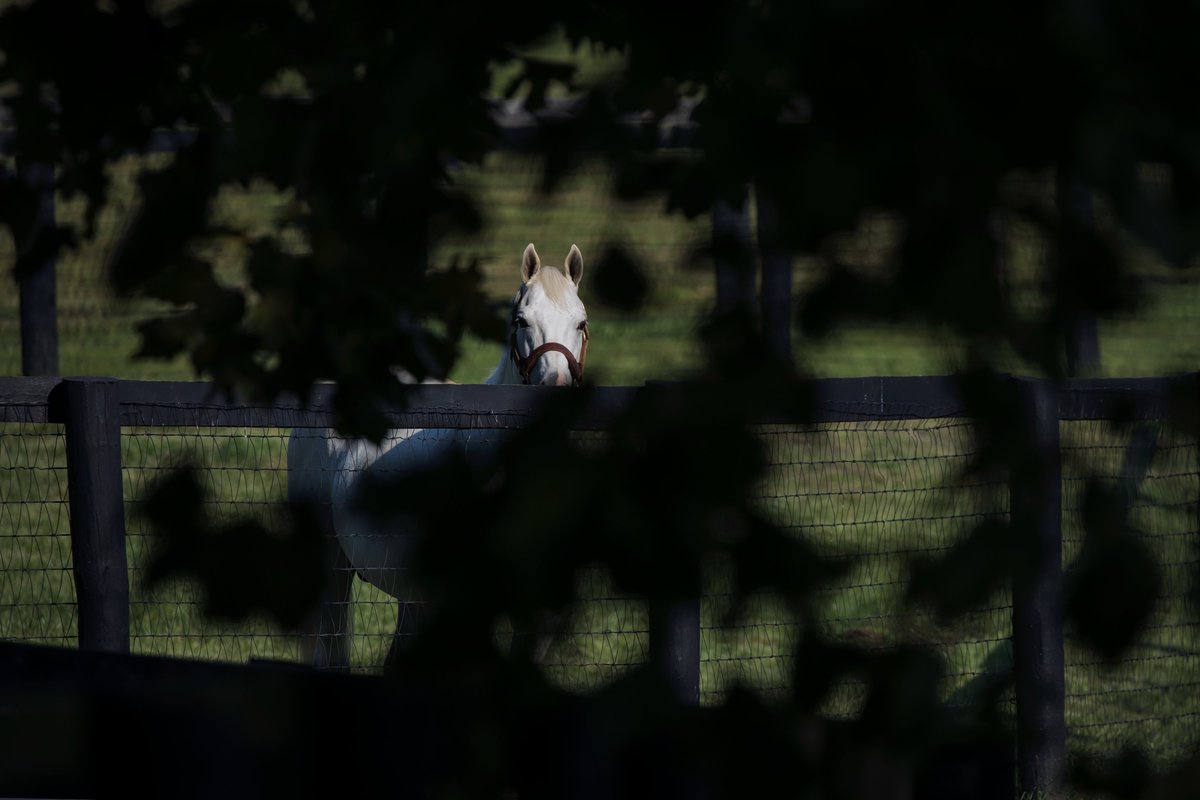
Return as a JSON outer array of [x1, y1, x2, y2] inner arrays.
[[578, 321, 588, 331], [514, 316, 529, 329]]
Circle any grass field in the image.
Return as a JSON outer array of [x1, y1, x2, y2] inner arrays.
[[1, 152, 1199, 774], [3, 153, 1200, 382], [1, 411, 1196, 770]]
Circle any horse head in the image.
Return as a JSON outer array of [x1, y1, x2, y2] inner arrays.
[[507, 243, 588, 387]]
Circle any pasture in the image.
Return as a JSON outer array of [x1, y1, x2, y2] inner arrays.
[[1, 403, 1196, 771], [1, 152, 1198, 773], [3, 153, 1200, 382]]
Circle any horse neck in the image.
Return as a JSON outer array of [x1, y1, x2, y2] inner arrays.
[[485, 346, 521, 385]]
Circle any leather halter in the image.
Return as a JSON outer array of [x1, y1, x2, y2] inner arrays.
[[509, 323, 588, 385]]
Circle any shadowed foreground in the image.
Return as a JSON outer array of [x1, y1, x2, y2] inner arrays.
[[0, 640, 1018, 800]]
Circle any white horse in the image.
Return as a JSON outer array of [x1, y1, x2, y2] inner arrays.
[[288, 243, 588, 669]]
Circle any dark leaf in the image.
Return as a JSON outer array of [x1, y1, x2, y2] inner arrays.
[[142, 467, 326, 629], [908, 519, 1032, 622], [1067, 528, 1161, 660], [591, 245, 650, 312]]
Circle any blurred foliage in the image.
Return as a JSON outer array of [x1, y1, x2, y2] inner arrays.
[[140, 464, 326, 629], [2, 0, 1199, 797]]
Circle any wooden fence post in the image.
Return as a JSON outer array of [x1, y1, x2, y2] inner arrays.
[[18, 161, 59, 377], [648, 595, 702, 800], [649, 596, 701, 706], [63, 377, 129, 653], [1010, 378, 1066, 795]]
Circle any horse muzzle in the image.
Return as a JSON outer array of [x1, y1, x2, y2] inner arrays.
[[510, 331, 588, 386]]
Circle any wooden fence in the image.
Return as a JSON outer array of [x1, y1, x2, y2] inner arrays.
[[1, 372, 1196, 796]]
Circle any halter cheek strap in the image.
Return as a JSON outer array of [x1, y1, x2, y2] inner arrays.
[[510, 325, 588, 385]]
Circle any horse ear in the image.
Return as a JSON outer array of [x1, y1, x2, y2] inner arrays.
[[565, 244, 583, 285], [522, 243, 541, 283]]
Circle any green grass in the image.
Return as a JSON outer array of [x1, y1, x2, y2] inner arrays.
[[2, 416, 1196, 771], [3, 152, 1199, 382], [1, 152, 1199, 775]]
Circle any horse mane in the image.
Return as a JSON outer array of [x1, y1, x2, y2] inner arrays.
[[527, 266, 574, 308]]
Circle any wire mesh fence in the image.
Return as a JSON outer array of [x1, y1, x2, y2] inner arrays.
[[122, 426, 304, 663], [0, 417, 74, 647], [1061, 420, 1200, 766], [114, 420, 654, 682], [540, 567, 649, 692], [702, 418, 1012, 713], [0, 378, 1198, 769]]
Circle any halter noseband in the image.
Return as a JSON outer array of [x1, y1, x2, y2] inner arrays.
[[509, 323, 588, 385]]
